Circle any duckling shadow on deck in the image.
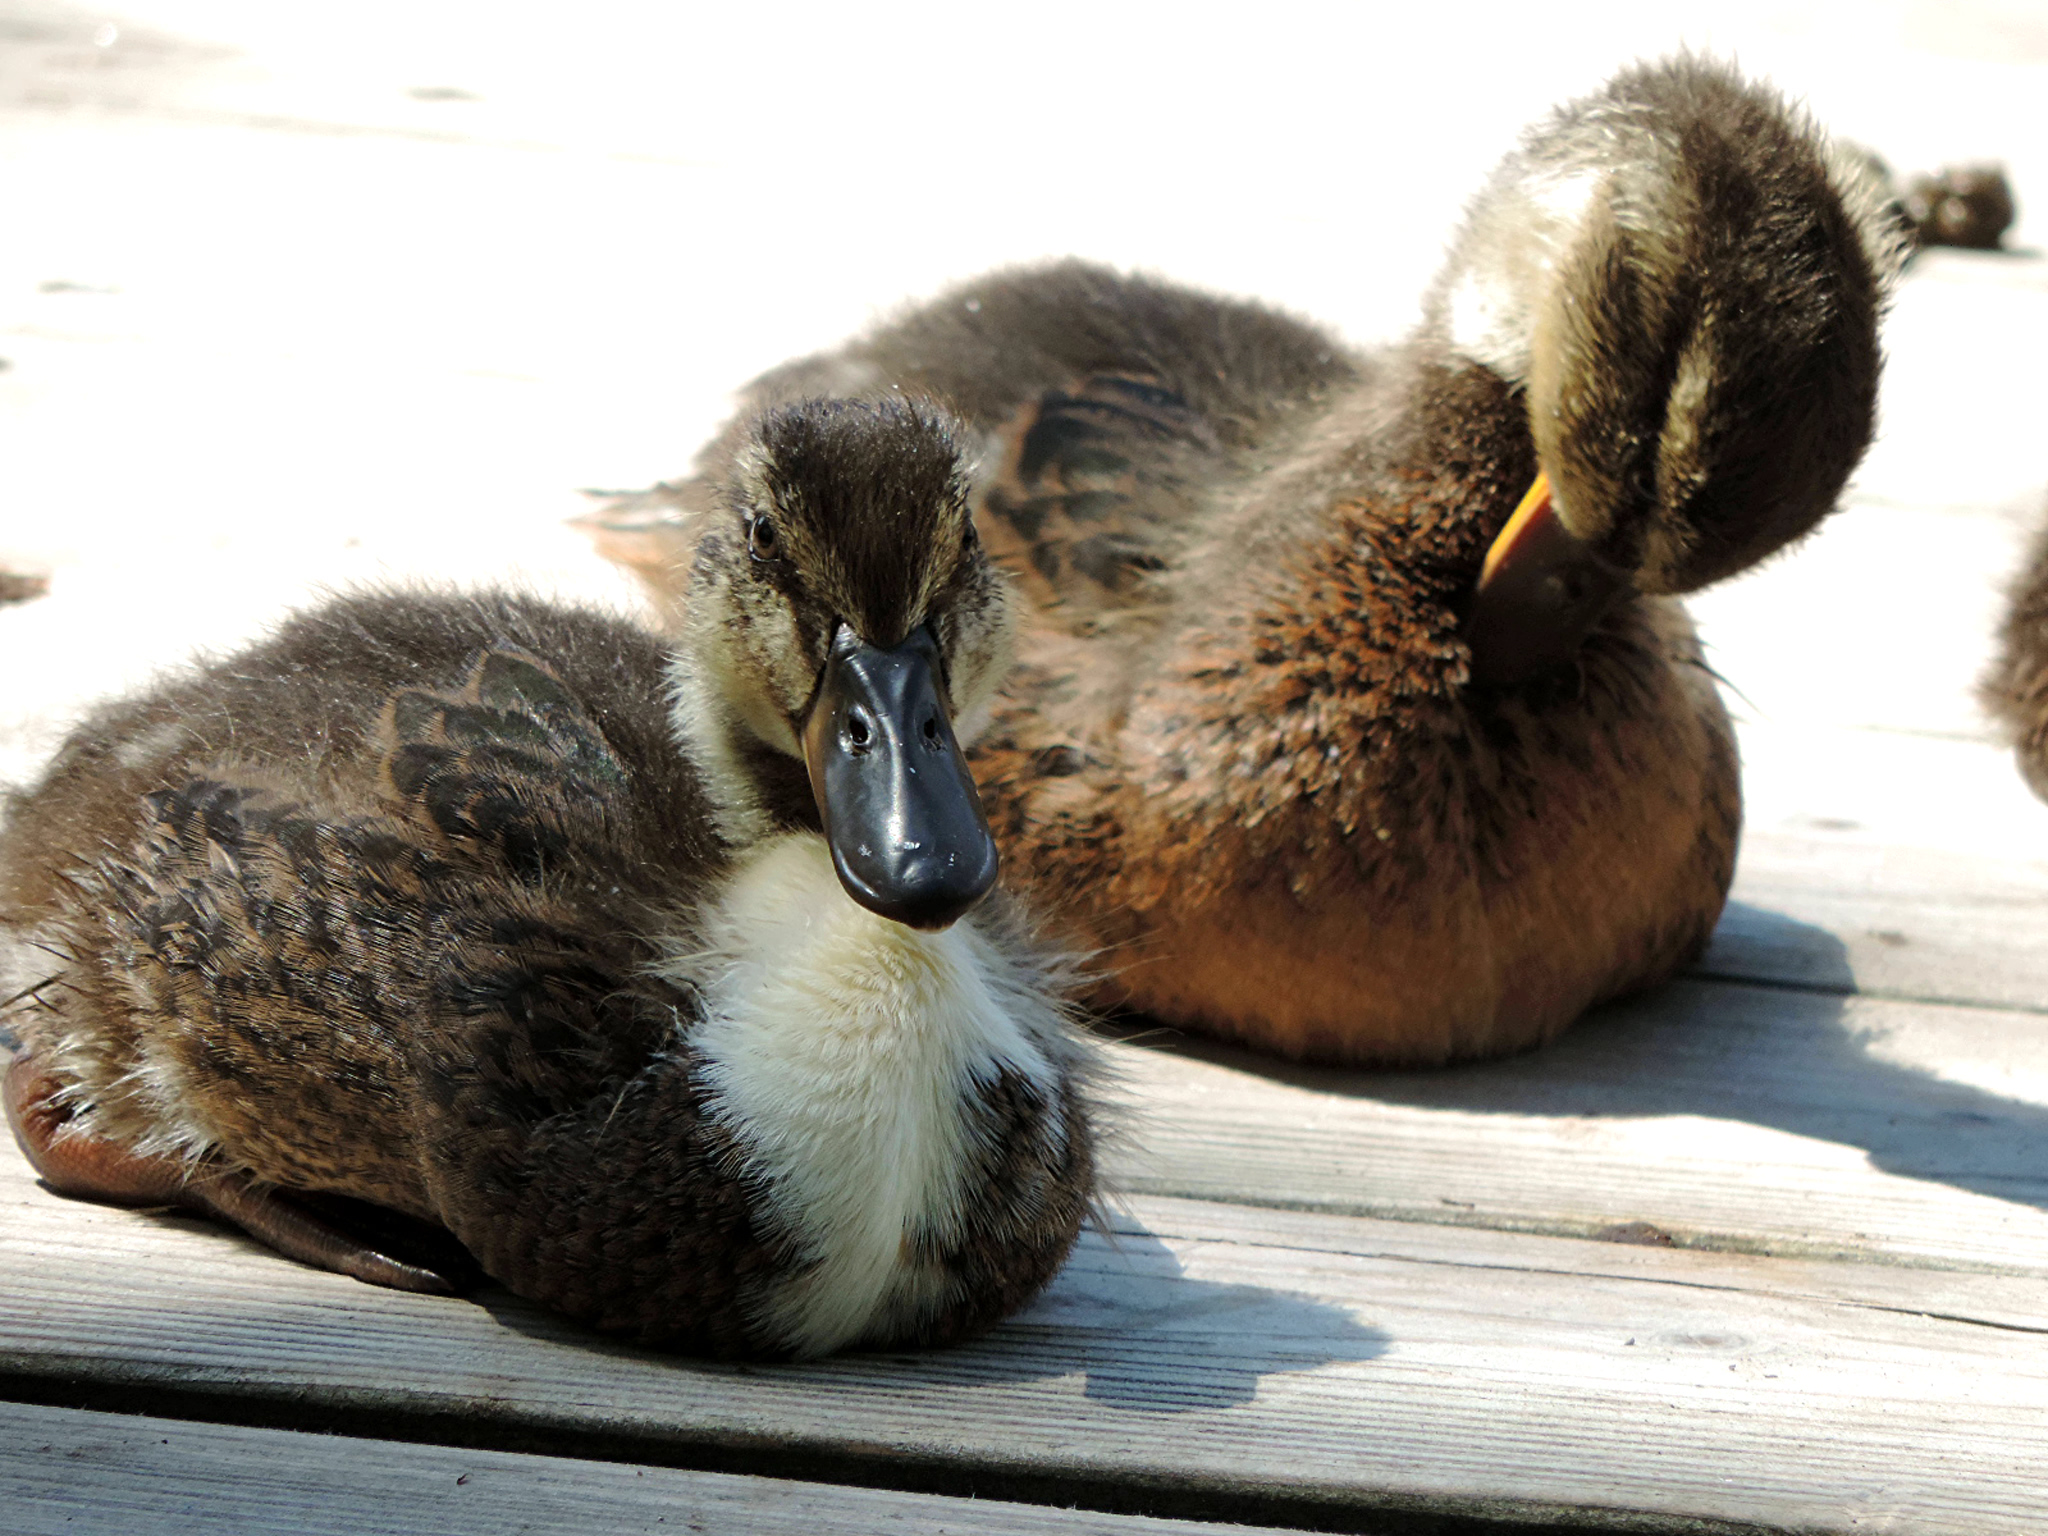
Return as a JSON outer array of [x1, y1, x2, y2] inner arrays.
[[1106, 901, 2048, 1224], [901, 1226, 1389, 1412], [474, 1226, 1386, 1414]]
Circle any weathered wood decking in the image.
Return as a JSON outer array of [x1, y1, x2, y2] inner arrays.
[[4, 4, 2046, 1532]]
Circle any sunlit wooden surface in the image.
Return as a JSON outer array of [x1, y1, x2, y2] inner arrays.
[[3, 3, 2046, 1531]]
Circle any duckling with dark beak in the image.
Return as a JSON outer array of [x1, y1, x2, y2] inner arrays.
[[586, 56, 1905, 1067], [1, 397, 1097, 1360], [708, 406, 1003, 929]]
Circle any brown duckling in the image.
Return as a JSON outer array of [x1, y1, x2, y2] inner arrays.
[[0, 570, 48, 605], [1985, 507, 2048, 802], [585, 56, 1906, 1067], [1, 397, 1098, 1360], [1902, 164, 2017, 252]]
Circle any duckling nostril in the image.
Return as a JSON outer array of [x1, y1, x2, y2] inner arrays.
[[921, 715, 941, 747], [844, 708, 874, 752]]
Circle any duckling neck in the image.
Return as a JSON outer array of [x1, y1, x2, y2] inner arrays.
[[664, 834, 1079, 1358]]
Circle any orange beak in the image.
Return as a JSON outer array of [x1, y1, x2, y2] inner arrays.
[[1465, 472, 1629, 687], [1479, 473, 1556, 590]]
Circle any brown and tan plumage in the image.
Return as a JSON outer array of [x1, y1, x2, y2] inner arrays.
[[586, 57, 1904, 1066], [1901, 163, 2016, 252], [2, 398, 1099, 1360], [1985, 506, 2048, 803]]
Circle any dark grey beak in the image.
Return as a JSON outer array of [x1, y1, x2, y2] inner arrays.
[[801, 624, 999, 931]]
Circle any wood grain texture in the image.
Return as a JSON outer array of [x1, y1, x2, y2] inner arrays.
[[3, 1152, 2045, 1534], [0, 1401, 1301, 1536], [1708, 830, 2048, 1013], [1697, 719, 2048, 1012], [1099, 977, 2048, 1273]]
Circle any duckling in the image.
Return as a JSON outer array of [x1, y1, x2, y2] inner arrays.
[[0, 397, 1098, 1360], [1901, 164, 2016, 252], [584, 56, 1905, 1067], [1985, 507, 2048, 803]]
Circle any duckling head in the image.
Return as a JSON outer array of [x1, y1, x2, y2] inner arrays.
[[1438, 56, 1908, 681], [669, 396, 1016, 931]]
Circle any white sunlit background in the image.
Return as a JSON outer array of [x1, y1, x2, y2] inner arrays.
[[2, 0, 2047, 875]]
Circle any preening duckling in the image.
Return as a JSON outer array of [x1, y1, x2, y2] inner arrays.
[[1985, 507, 2048, 803], [1, 397, 1098, 1360], [587, 57, 1904, 1067]]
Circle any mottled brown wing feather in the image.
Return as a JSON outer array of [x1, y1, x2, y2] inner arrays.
[[978, 374, 1221, 616], [380, 650, 632, 883]]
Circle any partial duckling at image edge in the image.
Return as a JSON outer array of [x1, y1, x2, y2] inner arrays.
[[1985, 507, 2048, 804], [0, 398, 1100, 1361], [589, 56, 1905, 1067]]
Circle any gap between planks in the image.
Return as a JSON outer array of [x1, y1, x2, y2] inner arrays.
[[0, 1400, 1315, 1536], [2, 1169, 2046, 1535]]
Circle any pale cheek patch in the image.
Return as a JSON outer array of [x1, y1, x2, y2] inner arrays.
[[666, 648, 772, 847], [1443, 166, 1603, 382], [112, 1035, 219, 1165], [1446, 271, 1525, 380], [674, 835, 1067, 1358], [1533, 166, 1602, 231], [946, 582, 1019, 748], [734, 602, 808, 757]]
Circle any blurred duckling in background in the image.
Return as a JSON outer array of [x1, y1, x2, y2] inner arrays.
[[1837, 149, 2016, 258], [1, 397, 1099, 1361], [586, 56, 1905, 1068], [1985, 507, 2048, 803], [1901, 164, 2017, 252], [0, 571, 48, 605]]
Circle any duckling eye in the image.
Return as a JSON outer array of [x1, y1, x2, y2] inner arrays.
[[844, 706, 873, 752], [747, 516, 780, 561]]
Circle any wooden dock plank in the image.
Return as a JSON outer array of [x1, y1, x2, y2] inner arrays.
[[1098, 978, 2048, 1274], [1709, 829, 2048, 1014], [3, 1156, 2044, 1534], [1733, 719, 2048, 876], [0, 1401, 1302, 1536], [1705, 709, 2048, 1014]]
